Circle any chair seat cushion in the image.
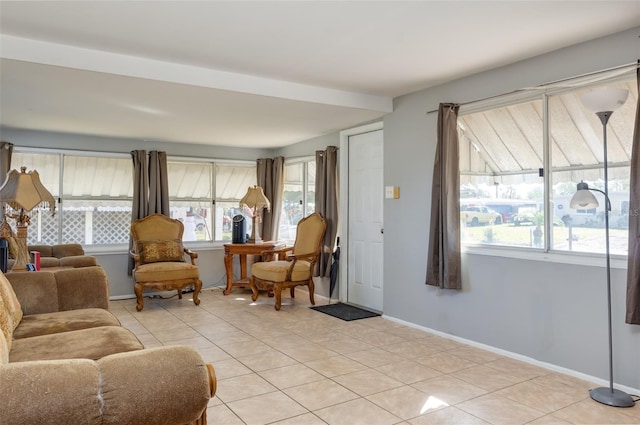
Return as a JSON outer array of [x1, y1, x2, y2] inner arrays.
[[10, 326, 143, 362], [134, 262, 199, 283], [252, 260, 311, 282], [13, 308, 121, 339]]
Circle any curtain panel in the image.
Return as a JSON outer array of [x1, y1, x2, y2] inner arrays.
[[626, 65, 640, 325], [0, 142, 14, 222], [257, 157, 284, 242], [315, 146, 338, 277], [148, 151, 170, 216], [128, 150, 149, 274], [426, 103, 462, 290]]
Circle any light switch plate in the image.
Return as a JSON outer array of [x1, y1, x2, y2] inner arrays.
[[385, 186, 400, 199], [385, 186, 394, 198]]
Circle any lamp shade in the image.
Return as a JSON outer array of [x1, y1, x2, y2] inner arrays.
[[581, 88, 629, 113], [0, 166, 56, 213], [570, 181, 599, 209], [239, 185, 270, 212]]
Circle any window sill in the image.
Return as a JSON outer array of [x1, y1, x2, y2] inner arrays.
[[83, 241, 226, 256], [461, 244, 628, 270]]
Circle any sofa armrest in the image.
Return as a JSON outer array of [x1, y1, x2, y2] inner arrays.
[[6, 266, 110, 315], [0, 346, 215, 425]]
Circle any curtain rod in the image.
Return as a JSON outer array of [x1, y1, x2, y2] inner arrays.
[[425, 60, 639, 115]]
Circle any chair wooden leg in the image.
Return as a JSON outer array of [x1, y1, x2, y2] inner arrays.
[[274, 283, 282, 310], [193, 279, 202, 306], [290, 287, 295, 298], [177, 288, 183, 299], [308, 279, 315, 306], [134, 283, 144, 312], [250, 277, 259, 302]]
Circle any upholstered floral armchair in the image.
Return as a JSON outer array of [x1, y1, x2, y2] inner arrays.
[[130, 214, 202, 311]]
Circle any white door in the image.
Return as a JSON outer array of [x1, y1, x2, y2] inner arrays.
[[347, 129, 384, 311]]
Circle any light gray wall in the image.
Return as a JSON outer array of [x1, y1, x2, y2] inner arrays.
[[275, 132, 339, 158], [383, 27, 640, 390], [0, 128, 274, 160]]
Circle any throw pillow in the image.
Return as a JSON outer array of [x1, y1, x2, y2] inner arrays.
[[0, 296, 13, 352], [136, 239, 184, 264], [0, 272, 23, 328]]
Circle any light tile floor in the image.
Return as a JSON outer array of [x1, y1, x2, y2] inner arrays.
[[110, 288, 640, 425]]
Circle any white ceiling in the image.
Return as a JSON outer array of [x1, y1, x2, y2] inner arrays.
[[1, 1, 638, 149]]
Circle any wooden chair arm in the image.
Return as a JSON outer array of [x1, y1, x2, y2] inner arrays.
[[184, 248, 198, 264], [130, 250, 141, 268], [284, 252, 319, 280]]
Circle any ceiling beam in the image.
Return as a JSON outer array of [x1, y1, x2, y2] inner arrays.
[[1, 35, 393, 113]]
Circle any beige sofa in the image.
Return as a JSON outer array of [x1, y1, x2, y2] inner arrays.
[[0, 266, 216, 425], [7, 243, 98, 269]]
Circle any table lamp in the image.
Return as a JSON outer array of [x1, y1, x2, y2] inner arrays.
[[0, 166, 56, 270], [239, 185, 270, 244]]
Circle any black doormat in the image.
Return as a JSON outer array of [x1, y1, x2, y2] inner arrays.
[[310, 303, 380, 321]]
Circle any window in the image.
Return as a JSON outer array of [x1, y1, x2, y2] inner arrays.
[[7, 150, 256, 246], [459, 69, 636, 256], [168, 161, 256, 242], [9, 151, 132, 245], [549, 81, 633, 255], [280, 159, 315, 242]]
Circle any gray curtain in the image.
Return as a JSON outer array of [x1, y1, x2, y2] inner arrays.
[[128, 150, 149, 274], [0, 142, 13, 222], [315, 146, 338, 277], [257, 157, 284, 241], [626, 66, 640, 325], [426, 103, 462, 290], [149, 151, 170, 215]]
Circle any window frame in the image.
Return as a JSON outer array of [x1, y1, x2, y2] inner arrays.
[[7, 148, 256, 251], [458, 68, 634, 268]]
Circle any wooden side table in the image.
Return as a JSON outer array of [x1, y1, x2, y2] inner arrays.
[[223, 241, 285, 295]]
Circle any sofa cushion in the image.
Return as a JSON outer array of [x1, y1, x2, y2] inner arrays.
[[0, 272, 23, 328], [54, 266, 110, 311], [6, 271, 59, 315], [136, 239, 184, 264], [13, 308, 121, 339], [9, 326, 143, 362], [28, 244, 54, 257]]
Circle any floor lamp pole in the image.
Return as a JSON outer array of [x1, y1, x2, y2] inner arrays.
[[589, 111, 634, 408]]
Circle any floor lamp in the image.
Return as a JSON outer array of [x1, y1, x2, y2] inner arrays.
[[570, 87, 634, 408]]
